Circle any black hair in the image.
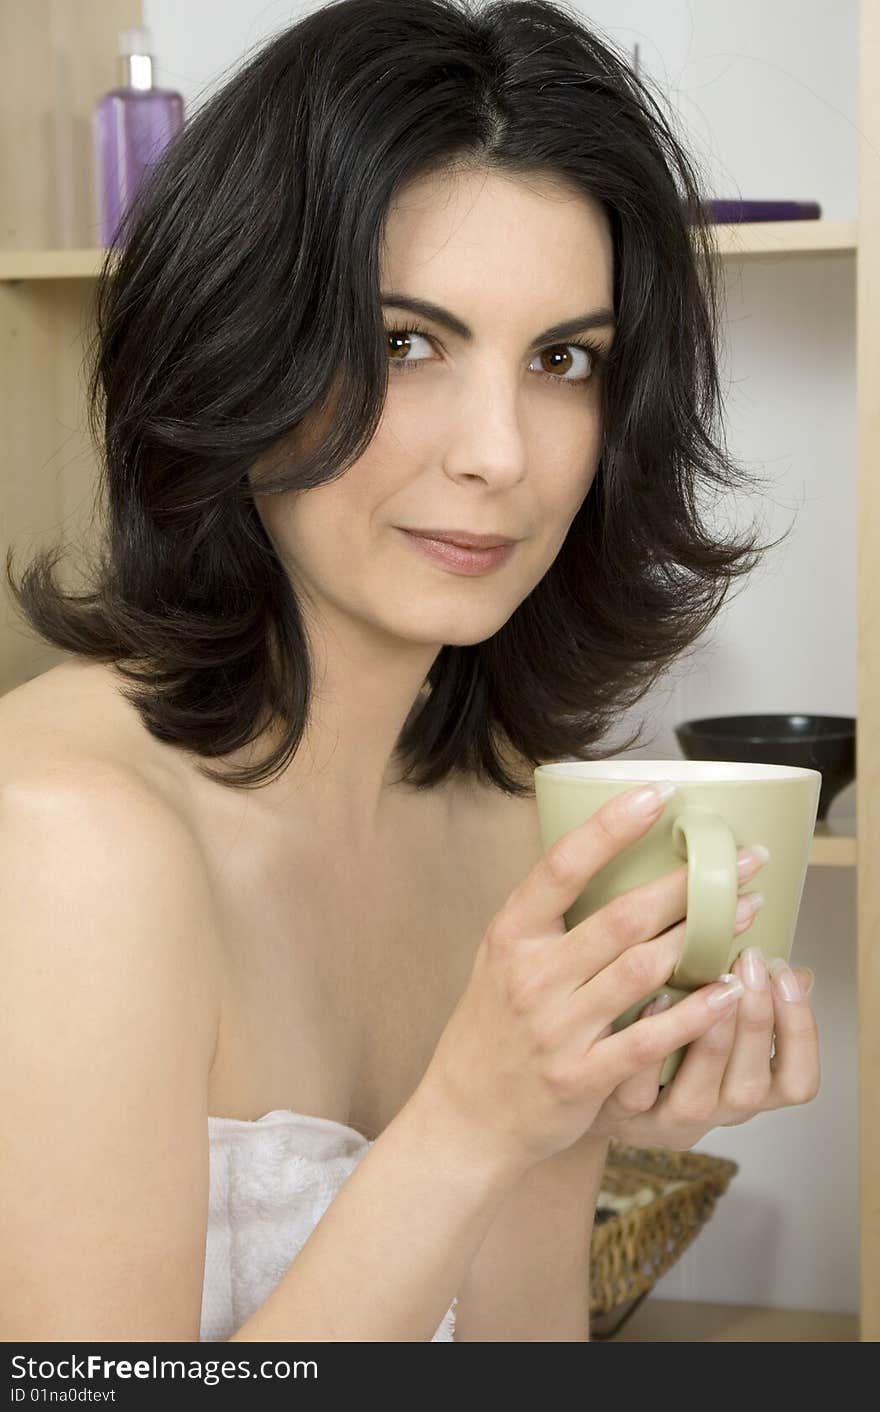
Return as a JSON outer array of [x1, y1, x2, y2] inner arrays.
[[5, 0, 783, 797]]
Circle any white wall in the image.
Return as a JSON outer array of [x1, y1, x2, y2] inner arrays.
[[141, 0, 859, 1315], [581, 1, 859, 1316], [642, 246, 858, 1313]]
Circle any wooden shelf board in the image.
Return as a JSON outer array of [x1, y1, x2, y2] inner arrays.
[[0, 249, 111, 281], [711, 218, 856, 258], [605, 1296, 859, 1342], [811, 815, 857, 867], [0, 221, 858, 283]]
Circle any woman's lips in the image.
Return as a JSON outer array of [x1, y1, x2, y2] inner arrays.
[[397, 529, 515, 575]]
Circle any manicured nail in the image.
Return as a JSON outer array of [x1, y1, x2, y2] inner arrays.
[[734, 891, 765, 933], [800, 967, 815, 997], [626, 781, 677, 816], [740, 945, 768, 991], [737, 843, 771, 878], [706, 973, 746, 1009], [769, 957, 803, 1002]]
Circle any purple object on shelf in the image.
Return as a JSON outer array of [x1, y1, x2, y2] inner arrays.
[[701, 199, 822, 223], [92, 26, 184, 249]]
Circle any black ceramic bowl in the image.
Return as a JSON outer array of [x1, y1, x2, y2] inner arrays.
[[674, 714, 856, 821]]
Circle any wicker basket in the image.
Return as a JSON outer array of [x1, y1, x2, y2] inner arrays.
[[588, 1140, 739, 1339]]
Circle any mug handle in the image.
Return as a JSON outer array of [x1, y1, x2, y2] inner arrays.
[[669, 807, 739, 988]]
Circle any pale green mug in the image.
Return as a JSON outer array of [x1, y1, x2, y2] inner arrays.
[[533, 759, 821, 1086]]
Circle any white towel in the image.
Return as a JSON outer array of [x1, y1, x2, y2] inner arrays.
[[201, 1109, 457, 1342]]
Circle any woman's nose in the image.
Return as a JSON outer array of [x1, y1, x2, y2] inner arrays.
[[440, 387, 529, 487]]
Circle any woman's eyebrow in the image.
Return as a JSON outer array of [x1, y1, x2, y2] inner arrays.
[[379, 292, 616, 349]]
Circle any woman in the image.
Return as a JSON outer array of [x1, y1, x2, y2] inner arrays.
[[0, 0, 818, 1342]]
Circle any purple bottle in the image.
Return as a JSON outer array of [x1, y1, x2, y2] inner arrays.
[[92, 26, 184, 248]]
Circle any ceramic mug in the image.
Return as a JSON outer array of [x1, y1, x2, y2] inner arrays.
[[533, 759, 821, 1085]]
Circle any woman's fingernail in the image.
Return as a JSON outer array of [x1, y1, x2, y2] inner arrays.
[[626, 781, 677, 816], [769, 957, 804, 1002], [734, 891, 765, 933], [737, 843, 771, 878], [740, 945, 768, 991], [800, 967, 815, 997], [706, 973, 746, 1009]]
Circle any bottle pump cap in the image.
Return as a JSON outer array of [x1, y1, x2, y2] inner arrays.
[[119, 27, 153, 57], [117, 27, 154, 89]]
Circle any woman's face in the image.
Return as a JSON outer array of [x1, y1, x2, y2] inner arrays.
[[252, 166, 615, 649]]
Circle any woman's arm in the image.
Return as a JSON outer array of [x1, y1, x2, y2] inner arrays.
[[0, 771, 530, 1343], [0, 775, 221, 1341], [230, 1084, 528, 1341], [451, 1130, 610, 1342], [432, 785, 608, 1341]]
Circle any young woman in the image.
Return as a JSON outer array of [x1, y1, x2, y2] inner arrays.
[[0, 0, 818, 1342]]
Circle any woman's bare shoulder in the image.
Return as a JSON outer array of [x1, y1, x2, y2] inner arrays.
[[0, 659, 187, 821], [0, 650, 227, 884], [0, 663, 220, 1341], [0, 659, 223, 1013]]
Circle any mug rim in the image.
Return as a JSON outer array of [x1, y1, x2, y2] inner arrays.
[[534, 758, 822, 783]]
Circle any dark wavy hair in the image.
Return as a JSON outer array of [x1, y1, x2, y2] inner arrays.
[[5, 0, 784, 798]]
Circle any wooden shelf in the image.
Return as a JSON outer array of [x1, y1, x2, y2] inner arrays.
[[0, 220, 858, 284], [605, 1296, 859, 1341], [710, 218, 856, 258], [0, 248, 113, 282], [811, 816, 857, 867]]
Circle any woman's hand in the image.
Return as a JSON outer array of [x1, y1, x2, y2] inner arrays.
[[588, 944, 819, 1149], [420, 782, 795, 1175]]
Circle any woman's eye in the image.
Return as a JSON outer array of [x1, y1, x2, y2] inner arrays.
[[528, 344, 596, 384], [385, 328, 434, 367]]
